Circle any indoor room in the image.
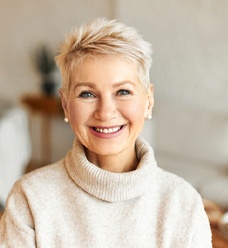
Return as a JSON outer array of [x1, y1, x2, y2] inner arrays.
[[0, 0, 228, 246]]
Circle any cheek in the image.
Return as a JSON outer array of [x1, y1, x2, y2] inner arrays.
[[122, 100, 147, 120], [68, 104, 78, 120], [68, 102, 94, 125], [68, 103, 84, 125]]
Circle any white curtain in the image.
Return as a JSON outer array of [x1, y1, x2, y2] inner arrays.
[[0, 107, 31, 206]]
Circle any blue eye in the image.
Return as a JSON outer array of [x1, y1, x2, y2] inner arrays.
[[79, 91, 95, 99], [117, 89, 131, 96]]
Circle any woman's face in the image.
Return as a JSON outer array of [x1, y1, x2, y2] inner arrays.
[[61, 56, 154, 161]]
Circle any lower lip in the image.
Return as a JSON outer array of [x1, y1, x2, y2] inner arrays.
[[89, 125, 126, 139]]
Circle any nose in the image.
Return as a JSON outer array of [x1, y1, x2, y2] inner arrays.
[[94, 96, 117, 121]]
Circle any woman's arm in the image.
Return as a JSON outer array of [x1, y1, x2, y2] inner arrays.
[[190, 196, 212, 248], [0, 182, 36, 247]]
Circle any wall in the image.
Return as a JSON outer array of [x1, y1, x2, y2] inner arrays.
[[0, 0, 113, 100], [0, 0, 114, 162], [115, 0, 228, 169], [116, 0, 228, 113]]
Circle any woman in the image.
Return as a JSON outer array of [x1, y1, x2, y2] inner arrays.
[[0, 18, 211, 247]]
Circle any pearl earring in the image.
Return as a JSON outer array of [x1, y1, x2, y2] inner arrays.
[[64, 117, 69, 123], [147, 114, 152, 120]]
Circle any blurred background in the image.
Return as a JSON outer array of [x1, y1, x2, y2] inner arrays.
[[0, 0, 228, 212]]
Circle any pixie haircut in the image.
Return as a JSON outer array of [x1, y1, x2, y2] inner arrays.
[[55, 18, 152, 95]]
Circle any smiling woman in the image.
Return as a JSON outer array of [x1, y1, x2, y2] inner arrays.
[[60, 56, 153, 172], [0, 18, 212, 247]]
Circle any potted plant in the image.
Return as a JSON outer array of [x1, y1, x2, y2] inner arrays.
[[31, 44, 56, 95]]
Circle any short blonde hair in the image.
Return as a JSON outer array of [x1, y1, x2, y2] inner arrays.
[[55, 18, 152, 95]]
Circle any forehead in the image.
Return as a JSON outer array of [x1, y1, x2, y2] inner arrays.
[[71, 56, 139, 84]]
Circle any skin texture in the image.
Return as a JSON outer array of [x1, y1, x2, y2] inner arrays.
[[61, 56, 154, 172]]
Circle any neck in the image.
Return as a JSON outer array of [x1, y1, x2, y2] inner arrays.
[[85, 146, 139, 173]]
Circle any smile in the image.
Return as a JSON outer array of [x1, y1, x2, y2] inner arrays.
[[93, 126, 122, 134]]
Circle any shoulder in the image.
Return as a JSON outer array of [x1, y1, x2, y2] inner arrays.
[[21, 159, 67, 183], [155, 166, 208, 223], [154, 167, 212, 246], [8, 159, 69, 199], [157, 166, 196, 192], [4, 159, 73, 221], [156, 166, 202, 205]]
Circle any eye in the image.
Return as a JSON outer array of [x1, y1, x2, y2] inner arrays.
[[116, 89, 131, 96], [79, 91, 96, 99]]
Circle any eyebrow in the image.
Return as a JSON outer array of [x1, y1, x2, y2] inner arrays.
[[113, 81, 136, 87], [73, 82, 96, 90], [73, 81, 136, 90]]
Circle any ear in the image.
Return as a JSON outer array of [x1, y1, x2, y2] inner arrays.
[[59, 89, 69, 118], [144, 84, 154, 118]]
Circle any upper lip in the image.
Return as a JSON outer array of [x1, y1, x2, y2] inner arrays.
[[90, 125, 125, 133], [91, 125, 123, 129]]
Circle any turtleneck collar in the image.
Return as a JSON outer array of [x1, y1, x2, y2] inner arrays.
[[65, 137, 157, 202]]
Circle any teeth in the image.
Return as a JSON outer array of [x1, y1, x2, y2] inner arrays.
[[95, 126, 121, 134]]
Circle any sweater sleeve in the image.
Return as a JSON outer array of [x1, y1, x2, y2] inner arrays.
[[190, 195, 212, 248], [0, 181, 36, 247]]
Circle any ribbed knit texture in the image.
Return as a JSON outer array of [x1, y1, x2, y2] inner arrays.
[[66, 137, 156, 202], [0, 137, 212, 247]]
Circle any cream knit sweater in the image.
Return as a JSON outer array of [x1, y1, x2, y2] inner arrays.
[[0, 137, 211, 247]]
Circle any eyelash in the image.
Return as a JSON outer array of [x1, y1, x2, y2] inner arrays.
[[116, 89, 131, 96], [79, 91, 96, 99], [78, 89, 132, 100]]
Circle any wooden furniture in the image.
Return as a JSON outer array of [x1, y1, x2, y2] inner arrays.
[[212, 226, 228, 248], [21, 94, 64, 172], [204, 199, 228, 248]]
